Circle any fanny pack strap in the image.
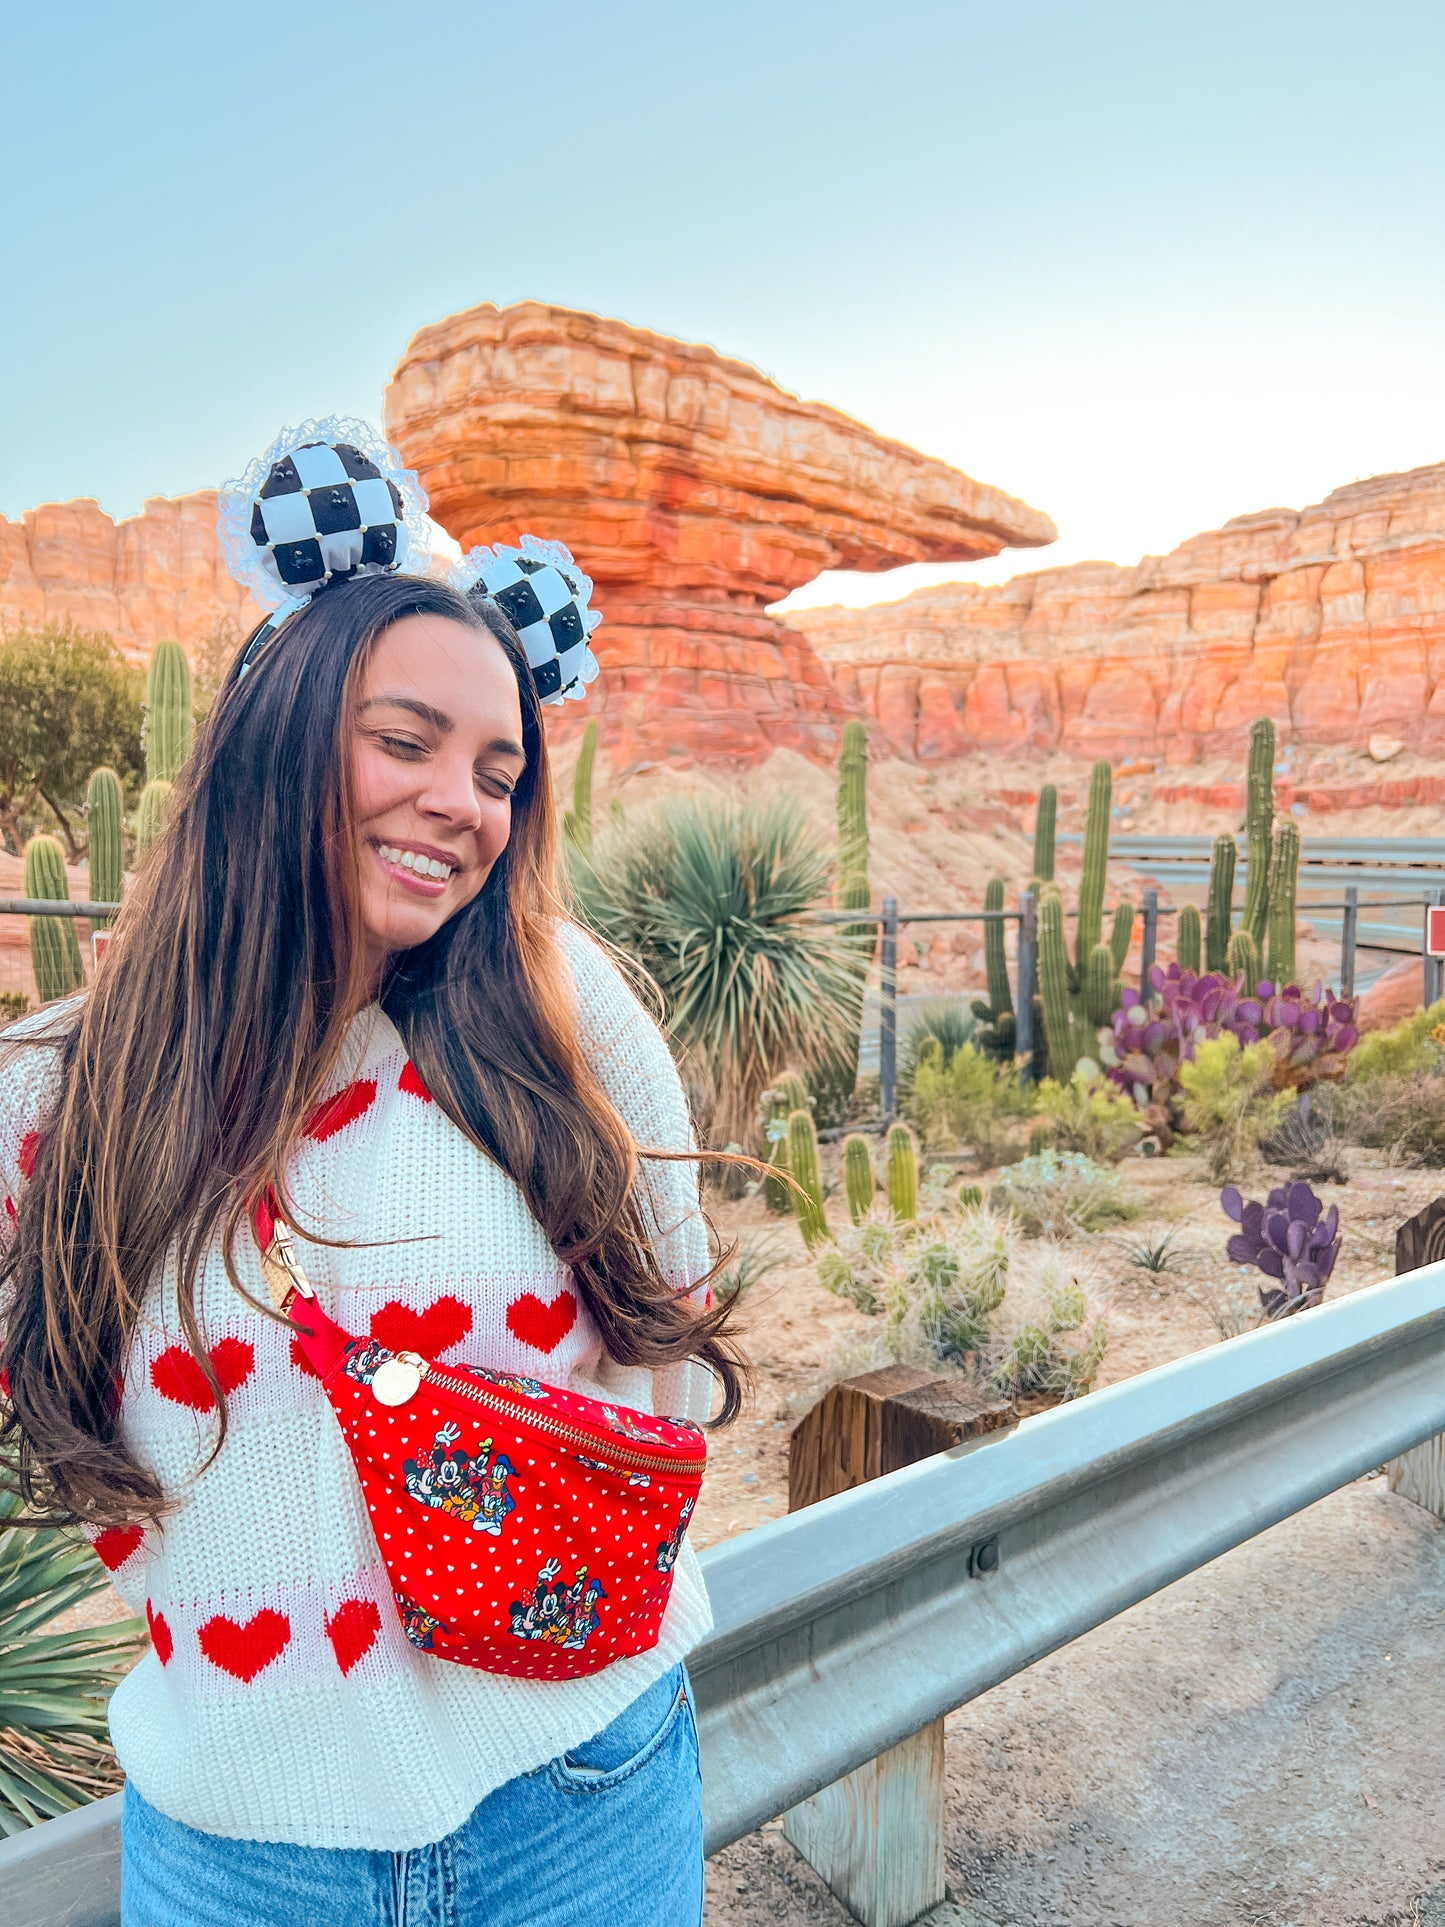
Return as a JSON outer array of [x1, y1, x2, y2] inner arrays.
[[255, 1198, 354, 1382]]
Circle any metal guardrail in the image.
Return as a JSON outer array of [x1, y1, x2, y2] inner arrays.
[[5, 1260, 1444, 1920], [1067, 834, 1445, 867], [0, 901, 120, 919]]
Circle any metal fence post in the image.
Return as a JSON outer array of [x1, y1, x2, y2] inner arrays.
[[1427, 890, 1445, 1010], [1140, 887, 1158, 993], [1015, 891, 1037, 1082], [1340, 885, 1358, 1000], [879, 897, 899, 1123]]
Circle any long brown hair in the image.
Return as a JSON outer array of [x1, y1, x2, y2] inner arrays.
[[1, 574, 743, 1527]]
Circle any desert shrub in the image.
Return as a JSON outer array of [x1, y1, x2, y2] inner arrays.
[[1335, 1068, 1445, 1164], [898, 1000, 977, 1098], [988, 1149, 1137, 1236], [1345, 1001, 1445, 1085], [1033, 1065, 1143, 1164], [712, 1234, 789, 1306], [907, 1041, 1032, 1164], [568, 796, 863, 1146], [814, 1203, 1107, 1399], [1177, 1034, 1293, 1181], [0, 993, 30, 1030]]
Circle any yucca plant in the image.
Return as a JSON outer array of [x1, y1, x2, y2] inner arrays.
[[569, 796, 863, 1146], [0, 1480, 144, 1833]]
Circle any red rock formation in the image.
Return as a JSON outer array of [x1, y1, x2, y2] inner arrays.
[[794, 465, 1445, 763], [0, 493, 267, 663], [384, 302, 1056, 764]]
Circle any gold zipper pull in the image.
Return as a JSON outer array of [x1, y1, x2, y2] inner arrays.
[[371, 1351, 425, 1407]]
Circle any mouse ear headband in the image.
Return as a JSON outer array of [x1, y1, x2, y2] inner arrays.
[[448, 537, 602, 707], [217, 419, 602, 704]]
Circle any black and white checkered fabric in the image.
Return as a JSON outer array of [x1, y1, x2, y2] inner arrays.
[[246, 440, 407, 598], [453, 539, 601, 706]]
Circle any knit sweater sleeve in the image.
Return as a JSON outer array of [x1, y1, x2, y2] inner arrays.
[[556, 924, 716, 1426]]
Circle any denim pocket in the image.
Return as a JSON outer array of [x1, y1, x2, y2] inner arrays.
[[548, 1667, 690, 1793]]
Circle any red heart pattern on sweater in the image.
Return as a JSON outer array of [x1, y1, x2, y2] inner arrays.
[[325, 1598, 382, 1675], [146, 1600, 173, 1666], [4, 1194, 15, 1226], [150, 1337, 255, 1411], [505, 1290, 578, 1355], [370, 1297, 473, 1358], [17, 1131, 39, 1181], [93, 1525, 145, 1572], [398, 1059, 433, 1104], [198, 1608, 291, 1682], [304, 1080, 378, 1143]]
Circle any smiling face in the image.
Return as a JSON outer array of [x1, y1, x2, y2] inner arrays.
[[347, 610, 526, 982]]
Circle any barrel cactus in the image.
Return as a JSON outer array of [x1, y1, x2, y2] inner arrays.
[[24, 835, 84, 1002], [886, 1122, 918, 1222]]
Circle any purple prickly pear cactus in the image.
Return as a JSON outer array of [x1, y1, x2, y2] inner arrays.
[[1219, 1179, 1340, 1320]]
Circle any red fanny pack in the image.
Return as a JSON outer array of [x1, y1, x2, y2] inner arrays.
[[256, 1204, 706, 1681]]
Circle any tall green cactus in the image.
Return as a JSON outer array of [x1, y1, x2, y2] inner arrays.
[[842, 1134, 875, 1225], [787, 1109, 828, 1248], [1083, 942, 1119, 1030], [837, 719, 869, 898], [562, 719, 598, 853], [1227, 927, 1261, 990], [1032, 784, 1057, 883], [1176, 903, 1202, 973], [1039, 890, 1082, 1079], [1266, 821, 1300, 985], [24, 835, 84, 1002], [760, 1073, 811, 1212], [982, 876, 1013, 1020], [886, 1122, 918, 1222], [145, 641, 193, 785], [1074, 760, 1112, 980], [1205, 833, 1236, 972], [135, 779, 172, 861], [1109, 900, 1134, 973], [1240, 718, 1275, 948], [86, 767, 124, 925]]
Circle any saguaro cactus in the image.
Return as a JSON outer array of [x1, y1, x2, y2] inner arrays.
[[86, 767, 124, 925], [1039, 890, 1082, 1079], [1241, 718, 1275, 948], [146, 640, 193, 784], [1205, 833, 1236, 972], [563, 719, 598, 853], [886, 1122, 918, 1222], [1084, 942, 1119, 1030], [1266, 821, 1300, 984], [1074, 760, 1112, 977], [837, 719, 869, 900], [1109, 901, 1134, 973], [25, 835, 84, 1002], [788, 1109, 828, 1248], [983, 876, 1013, 1021], [1032, 784, 1057, 883], [135, 779, 172, 861], [1176, 903, 1202, 973], [842, 1134, 875, 1224]]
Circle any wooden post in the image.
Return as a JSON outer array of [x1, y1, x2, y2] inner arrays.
[[879, 898, 899, 1124], [1340, 885, 1358, 1000], [1015, 891, 1037, 1084], [784, 1366, 1011, 1923], [1386, 1200, 1445, 1517]]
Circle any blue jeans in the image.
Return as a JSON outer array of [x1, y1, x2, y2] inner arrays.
[[120, 1667, 702, 1927]]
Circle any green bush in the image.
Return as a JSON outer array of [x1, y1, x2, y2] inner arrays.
[[907, 1041, 1032, 1164], [1178, 1034, 1292, 1181], [1033, 1065, 1143, 1164], [989, 1149, 1137, 1236], [1346, 1001, 1445, 1085], [568, 796, 863, 1146], [898, 1000, 977, 1097], [1334, 1069, 1445, 1164]]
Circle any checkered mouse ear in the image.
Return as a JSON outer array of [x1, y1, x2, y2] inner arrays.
[[449, 536, 602, 707], [217, 417, 430, 613]]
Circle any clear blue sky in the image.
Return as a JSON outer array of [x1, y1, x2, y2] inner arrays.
[[3, 1, 1441, 603]]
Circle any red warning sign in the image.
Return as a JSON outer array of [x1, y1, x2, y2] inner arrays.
[[1426, 906, 1445, 958]]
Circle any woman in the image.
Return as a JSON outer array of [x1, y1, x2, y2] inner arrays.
[[0, 425, 740, 1926]]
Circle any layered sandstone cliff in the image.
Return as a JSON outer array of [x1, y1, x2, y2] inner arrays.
[[792, 465, 1445, 762], [0, 492, 266, 661], [384, 301, 1056, 763]]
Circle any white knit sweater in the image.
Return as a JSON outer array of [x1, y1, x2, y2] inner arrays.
[[0, 927, 714, 1849]]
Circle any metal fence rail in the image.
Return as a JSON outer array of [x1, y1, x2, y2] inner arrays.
[[5, 1259, 1444, 1922]]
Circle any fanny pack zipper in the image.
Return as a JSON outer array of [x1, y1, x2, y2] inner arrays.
[[417, 1360, 705, 1476]]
